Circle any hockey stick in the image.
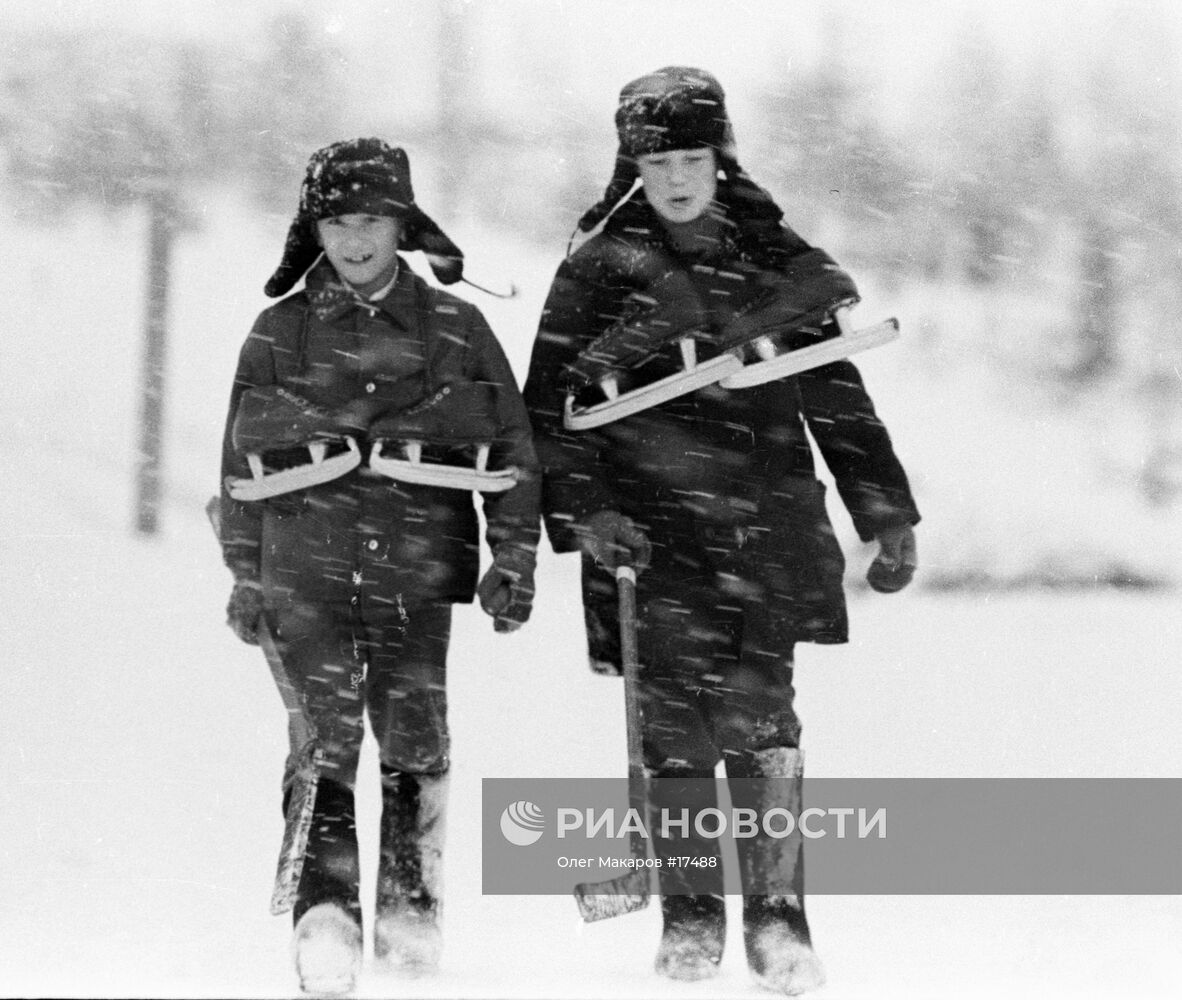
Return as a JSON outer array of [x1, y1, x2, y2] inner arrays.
[[269, 740, 321, 915], [205, 497, 320, 914], [573, 564, 653, 921]]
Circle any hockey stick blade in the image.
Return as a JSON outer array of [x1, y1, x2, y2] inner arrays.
[[574, 865, 651, 922], [270, 744, 321, 915]]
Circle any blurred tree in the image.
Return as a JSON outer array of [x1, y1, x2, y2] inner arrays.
[[239, 12, 346, 213], [931, 28, 1028, 286], [1003, 67, 1070, 263], [439, 0, 601, 248], [750, 16, 918, 281], [0, 19, 346, 534], [436, 0, 473, 220], [2, 35, 207, 534], [1062, 44, 1182, 390], [1069, 216, 1119, 383]]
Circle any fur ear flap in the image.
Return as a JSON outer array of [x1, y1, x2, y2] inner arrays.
[[405, 207, 464, 285], [264, 217, 323, 299], [722, 165, 785, 226]]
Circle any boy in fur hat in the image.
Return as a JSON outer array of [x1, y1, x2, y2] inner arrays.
[[523, 68, 920, 993], [217, 138, 540, 995]]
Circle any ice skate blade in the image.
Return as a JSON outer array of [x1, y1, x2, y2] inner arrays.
[[563, 352, 743, 430], [574, 869, 651, 922], [719, 319, 899, 389], [226, 438, 362, 501], [369, 449, 518, 493]]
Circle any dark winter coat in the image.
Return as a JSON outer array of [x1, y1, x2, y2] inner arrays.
[[219, 259, 540, 606], [522, 192, 919, 648]]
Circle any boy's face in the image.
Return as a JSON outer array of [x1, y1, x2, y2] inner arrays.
[[316, 214, 403, 295], [637, 147, 718, 224]]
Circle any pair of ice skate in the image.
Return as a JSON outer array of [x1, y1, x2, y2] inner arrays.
[[562, 251, 899, 431], [224, 381, 517, 501]]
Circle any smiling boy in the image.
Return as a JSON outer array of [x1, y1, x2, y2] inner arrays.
[[316, 213, 405, 295], [216, 138, 540, 995]]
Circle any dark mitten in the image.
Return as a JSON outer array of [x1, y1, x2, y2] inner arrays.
[[573, 509, 652, 573], [867, 525, 917, 594], [477, 544, 536, 633], [227, 580, 264, 644]]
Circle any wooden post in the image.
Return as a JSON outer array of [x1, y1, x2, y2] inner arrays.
[[134, 193, 174, 535]]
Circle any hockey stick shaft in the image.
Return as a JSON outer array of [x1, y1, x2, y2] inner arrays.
[[617, 568, 644, 789], [206, 496, 319, 914], [573, 564, 652, 921]]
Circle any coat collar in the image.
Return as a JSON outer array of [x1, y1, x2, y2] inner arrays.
[[303, 256, 420, 326], [600, 180, 807, 270], [603, 195, 743, 266]]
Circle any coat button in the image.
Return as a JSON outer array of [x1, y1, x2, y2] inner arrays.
[[365, 382, 377, 393], [367, 539, 379, 551]]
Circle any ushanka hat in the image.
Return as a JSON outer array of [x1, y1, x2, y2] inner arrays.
[[578, 66, 782, 233], [265, 138, 463, 297]]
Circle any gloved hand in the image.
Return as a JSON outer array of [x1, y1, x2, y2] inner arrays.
[[477, 544, 537, 633], [573, 509, 652, 573], [226, 579, 264, 644], [867, 524, 917, 594]]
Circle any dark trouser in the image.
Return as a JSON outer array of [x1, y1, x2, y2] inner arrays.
[[263, 596, 452, 925], [635, 590, 800, 912], [636, 593, 800, 774]]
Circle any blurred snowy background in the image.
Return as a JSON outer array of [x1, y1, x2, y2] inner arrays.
[[4, 0, 1181, 585], [2, 1, 1181, 998]]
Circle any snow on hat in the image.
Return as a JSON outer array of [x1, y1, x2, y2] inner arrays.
[[578, 66, 741, 232], [265, 137, 463, 298], [616, 66, 736, 159]]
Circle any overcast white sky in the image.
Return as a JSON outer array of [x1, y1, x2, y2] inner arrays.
[[4, 0, 1179, 113]]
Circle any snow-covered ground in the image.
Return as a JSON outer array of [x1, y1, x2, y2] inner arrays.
[[2, 197, 1180, 998]]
